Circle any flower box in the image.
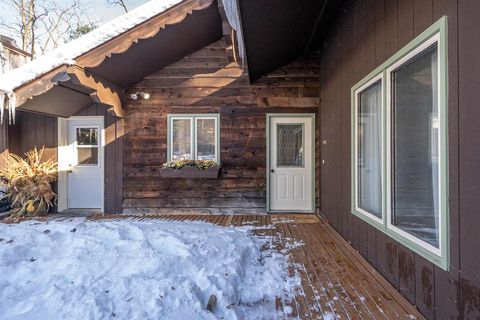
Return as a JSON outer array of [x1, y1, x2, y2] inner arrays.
[[160, 166, 221, 179]]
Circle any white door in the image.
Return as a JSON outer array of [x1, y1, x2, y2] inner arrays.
[[66, 118, 103, 209], [269, 115, 314, 212]]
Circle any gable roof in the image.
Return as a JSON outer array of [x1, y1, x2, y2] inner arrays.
[[0, 0, 184, 94], [0, 0, 221, 121], [0, 35, 32, 58], [0, 0, 341, 122]]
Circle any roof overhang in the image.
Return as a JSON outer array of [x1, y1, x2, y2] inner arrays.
[[3, 0, 342, 118], [19, 86, 94, 118], [15, 65, 124, 118], [237, 0, 342, 81], [4, 0, 222, 118], [85, 0, 223, 87]]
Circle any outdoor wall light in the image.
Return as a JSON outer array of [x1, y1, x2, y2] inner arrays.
[[130, 91, 151, 100]]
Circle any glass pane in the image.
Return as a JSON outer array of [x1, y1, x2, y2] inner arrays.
[[277, 124, 304, 166], [77, 147, 98, 165], [196, 118, 216, 160], [357, 80, 382, 218], [76, 128, 98, 146], [391, 44, 439, 248], [172, 119, 192, 160]]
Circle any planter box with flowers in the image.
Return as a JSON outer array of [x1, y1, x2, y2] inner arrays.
[[160, 160, 221, 179]]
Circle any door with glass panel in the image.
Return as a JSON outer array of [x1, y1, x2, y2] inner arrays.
[[67, 118, 103, 209], [269, 115, 314, 212]]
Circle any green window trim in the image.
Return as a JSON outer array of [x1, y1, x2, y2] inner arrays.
[[351, 16, 449, 270], [167, 114, 221, 163]]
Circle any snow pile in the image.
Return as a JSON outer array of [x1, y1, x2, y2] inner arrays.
[[0, 0, 182, 122], [0, 219, 300, 320]]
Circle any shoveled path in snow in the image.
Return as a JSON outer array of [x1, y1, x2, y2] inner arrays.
[[87, 214, 425, 320]]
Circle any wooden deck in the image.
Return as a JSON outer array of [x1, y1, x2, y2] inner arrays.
[[88, 213, 424, 320]]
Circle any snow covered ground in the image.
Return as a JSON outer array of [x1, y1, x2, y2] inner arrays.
[[0, 219, 300, 320]]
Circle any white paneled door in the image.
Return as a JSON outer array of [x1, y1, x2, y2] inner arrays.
[[269, 115, 314, 212], [66, 118, 103, 209]]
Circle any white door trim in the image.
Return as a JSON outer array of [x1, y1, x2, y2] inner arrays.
[[266, 113, 316, 213], [57, 116, 105, 212]]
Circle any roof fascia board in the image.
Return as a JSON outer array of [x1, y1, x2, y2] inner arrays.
[[76, 0, 215, 68]]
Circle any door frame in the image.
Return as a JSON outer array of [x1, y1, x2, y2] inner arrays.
[[57, 116, 105, 212], [266, 113, 316, 213]]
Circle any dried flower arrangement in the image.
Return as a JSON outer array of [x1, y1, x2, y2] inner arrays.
[[0, 147, 57, 220]]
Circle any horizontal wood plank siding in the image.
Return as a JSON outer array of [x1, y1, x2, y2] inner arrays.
[[123, 39, 320, 214], [318, 0, 479, 318]]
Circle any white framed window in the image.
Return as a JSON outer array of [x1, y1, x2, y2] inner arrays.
[[75, 126, 100, 167], [351, 17, 449, 270], [352, 73, 385, 227], [386, 33, 443, 256], [167, 114, 220, 163]]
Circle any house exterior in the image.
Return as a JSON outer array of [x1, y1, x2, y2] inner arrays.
[[0, 0, 479, 318], [0, 35, 31, 74]]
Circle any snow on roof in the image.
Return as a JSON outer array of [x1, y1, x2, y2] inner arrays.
[[0, 0, 182, 95]]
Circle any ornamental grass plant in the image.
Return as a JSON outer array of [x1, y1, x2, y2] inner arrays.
[[0, 147, 57, 220]]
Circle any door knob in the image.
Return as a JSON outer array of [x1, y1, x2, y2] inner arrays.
[[270, 169, 275, 173]]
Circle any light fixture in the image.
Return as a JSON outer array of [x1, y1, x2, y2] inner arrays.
[[130, 91, 151, 100]]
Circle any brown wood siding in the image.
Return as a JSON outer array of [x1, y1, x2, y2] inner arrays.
[[318, 0, 479, 318], [4, 106, 123, 214], [7, 111, 59, 212], [0, 120, 10, 167], [123, 39, 320, 214], [8, 111, 58, 161]]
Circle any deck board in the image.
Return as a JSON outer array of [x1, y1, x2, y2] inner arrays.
[[87, 213, 424, 319]]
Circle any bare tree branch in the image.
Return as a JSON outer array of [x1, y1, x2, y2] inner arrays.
[[106, 0, 128, 13], [0, 0, 96, 58]]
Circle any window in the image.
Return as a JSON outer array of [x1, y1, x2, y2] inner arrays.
[[388, 42, 440, 249], [168, 114, 220, 162], [277, 124, 304, 167], [353, 75, 384, 223], [351, 17, 448, 269], [76, 127, 99, 166]]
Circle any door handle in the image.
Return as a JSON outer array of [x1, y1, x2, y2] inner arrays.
[[270, 169, 275, 173]]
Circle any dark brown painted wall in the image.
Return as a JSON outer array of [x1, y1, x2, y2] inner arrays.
[[2, 106, 124, 214], [124, 39, 320, 214], [318, 0, 479, 318]]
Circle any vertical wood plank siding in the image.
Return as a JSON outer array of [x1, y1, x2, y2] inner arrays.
[[123, 39, 320, 214], [3, 106, 123, 214], [318, 0, 479, 318], [0, 121, 10, 168]]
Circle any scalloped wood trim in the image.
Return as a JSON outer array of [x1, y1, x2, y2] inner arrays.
[[67, 66, 124, 117], [15, 65, 69, 108], [76, 0, 215, 68]]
